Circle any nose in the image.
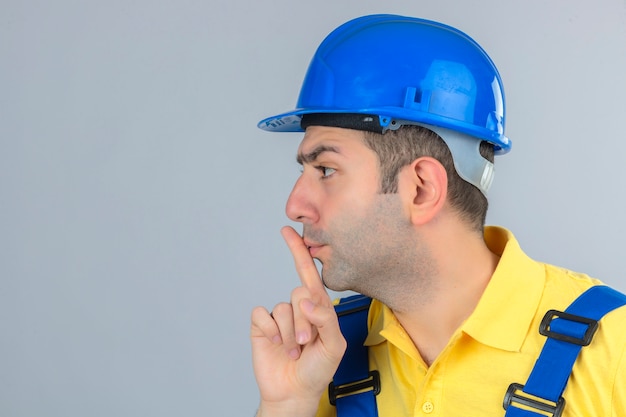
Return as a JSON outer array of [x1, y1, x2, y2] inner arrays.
[[285, 174, 319, 223]]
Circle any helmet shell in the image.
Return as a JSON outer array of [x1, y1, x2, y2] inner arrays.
[[258, 14, 511, 154]]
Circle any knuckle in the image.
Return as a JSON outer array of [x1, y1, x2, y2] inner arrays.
[[271, 302, 293, 316], [251, 306, 268, 319], [290, 286, 310, 300], [250, 307, 272, 329]]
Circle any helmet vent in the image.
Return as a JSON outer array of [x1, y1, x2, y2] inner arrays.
[[404, 86, 428, 110], [412, 88, 423, 104]]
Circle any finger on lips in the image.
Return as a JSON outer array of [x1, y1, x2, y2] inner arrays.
[[280, 226, 328, 302]]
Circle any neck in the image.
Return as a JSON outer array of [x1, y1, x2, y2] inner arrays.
[[385, 224, 499, 366]]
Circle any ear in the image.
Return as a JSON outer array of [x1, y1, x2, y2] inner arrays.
[[397, 157, 448, 226]]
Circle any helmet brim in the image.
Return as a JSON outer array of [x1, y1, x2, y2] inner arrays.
[[258, 108, 512, 155]]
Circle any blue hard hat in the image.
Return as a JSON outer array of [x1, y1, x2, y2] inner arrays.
[[258, 14, 511, 154]]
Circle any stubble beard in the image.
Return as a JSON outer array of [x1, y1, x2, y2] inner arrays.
[[305, 194, 436, 311]]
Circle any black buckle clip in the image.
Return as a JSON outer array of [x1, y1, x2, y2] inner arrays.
[[539, 309, 598, 346], [329, 370, 380, 406], [504, 383, 565, 417]]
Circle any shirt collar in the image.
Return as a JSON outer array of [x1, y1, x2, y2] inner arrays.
[[461, 226, 545, 352], [365, 299, 422, 361], [365, 299, 395, 346]]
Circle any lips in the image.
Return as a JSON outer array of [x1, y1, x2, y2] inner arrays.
[[303, 239, 325, 258]]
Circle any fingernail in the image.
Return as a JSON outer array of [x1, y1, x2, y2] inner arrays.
[[289, 348, 300, 359], [296, 332, 308, 344]]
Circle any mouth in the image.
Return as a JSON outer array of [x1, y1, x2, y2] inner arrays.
[[303, 239, 324, 257]]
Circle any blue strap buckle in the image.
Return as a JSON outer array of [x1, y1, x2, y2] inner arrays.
[[329, 370, 380, 406], [504, 383, 565, 417], [539, 310, 599, 346]]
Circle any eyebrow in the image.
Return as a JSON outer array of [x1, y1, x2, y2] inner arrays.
[[296, 145, 341, 165]]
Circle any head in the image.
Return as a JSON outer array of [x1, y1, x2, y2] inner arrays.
[[259, 14, 510, 297]]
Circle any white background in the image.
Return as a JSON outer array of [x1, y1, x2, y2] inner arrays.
[[1, 0, 625, 415]]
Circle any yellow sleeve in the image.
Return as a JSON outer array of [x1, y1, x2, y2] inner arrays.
[[612, 342, 626, 415]]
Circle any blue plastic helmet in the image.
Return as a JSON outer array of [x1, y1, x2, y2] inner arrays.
[[258, 14, 511, 154]]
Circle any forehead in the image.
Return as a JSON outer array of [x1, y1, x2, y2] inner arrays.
[[297, 125, 368, 157]]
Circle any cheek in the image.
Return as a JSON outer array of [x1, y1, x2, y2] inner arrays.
[[331, 195, 397, 242], [335, 177, 380, 211], [321, 169, 382, 226], [322, 186, 363, 217]]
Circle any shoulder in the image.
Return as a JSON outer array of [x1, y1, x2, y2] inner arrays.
[[538, 262, 606, 309], [558, 285, 626, 416]]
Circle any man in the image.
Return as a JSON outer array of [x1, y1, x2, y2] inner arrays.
[[250, 14, 626, 417]]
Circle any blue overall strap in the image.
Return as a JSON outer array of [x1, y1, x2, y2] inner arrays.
[[330, 294, 379, 417], [504, 285, 626, 417]]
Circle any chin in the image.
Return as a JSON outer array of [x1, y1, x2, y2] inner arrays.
[[320, 263, 357, 292], [321, 276, 351, 293]]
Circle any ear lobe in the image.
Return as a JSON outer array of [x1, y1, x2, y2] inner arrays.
[[399, 157, 448, 226]]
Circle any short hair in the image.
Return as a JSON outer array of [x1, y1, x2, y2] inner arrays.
[[362, 125, 494, 232]]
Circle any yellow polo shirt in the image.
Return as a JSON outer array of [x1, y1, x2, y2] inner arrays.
[[316, 226, 626, 417]]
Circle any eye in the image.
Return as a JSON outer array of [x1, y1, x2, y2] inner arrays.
[[316, 166, 336, 178]]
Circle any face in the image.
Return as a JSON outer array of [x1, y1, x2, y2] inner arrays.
[[286, 126, 431, 300]]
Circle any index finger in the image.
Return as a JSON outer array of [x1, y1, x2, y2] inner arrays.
[[280, 226, 330, 303]]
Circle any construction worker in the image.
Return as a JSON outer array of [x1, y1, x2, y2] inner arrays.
[[250, 14, 626, 417]]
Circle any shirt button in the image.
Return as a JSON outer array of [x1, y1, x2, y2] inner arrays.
[[422, 401, 434, 414]]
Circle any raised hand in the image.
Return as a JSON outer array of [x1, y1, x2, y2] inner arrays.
[[250, 226, 346, 417]]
